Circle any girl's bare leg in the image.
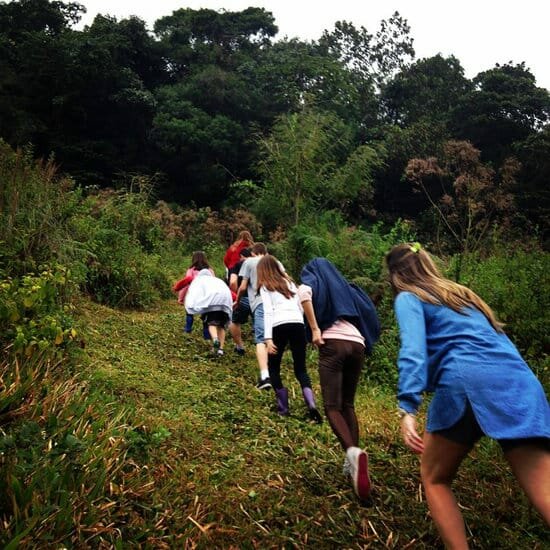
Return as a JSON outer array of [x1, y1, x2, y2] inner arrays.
[[504, 442, 550, 524], [421, 433, 472, 550]]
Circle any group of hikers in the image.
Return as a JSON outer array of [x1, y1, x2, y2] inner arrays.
[[173, 231, 550, 549]]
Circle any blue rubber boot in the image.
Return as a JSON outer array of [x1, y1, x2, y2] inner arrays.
[[185, 314, 194, 333]]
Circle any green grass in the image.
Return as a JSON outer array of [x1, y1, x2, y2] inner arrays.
[[74, 298, 548, 549]]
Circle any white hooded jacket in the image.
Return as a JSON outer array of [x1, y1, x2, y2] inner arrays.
[[184, 269, 233, 317]]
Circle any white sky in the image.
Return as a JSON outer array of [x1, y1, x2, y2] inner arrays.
[[78, 0, 550, 90]]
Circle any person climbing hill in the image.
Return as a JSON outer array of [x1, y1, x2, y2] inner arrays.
[[257, 255, 322, 423], [185, 270, 234, 357], [386, 242, 550, 549], [298, 258, 380, 502], [173, 251, 214, 338]]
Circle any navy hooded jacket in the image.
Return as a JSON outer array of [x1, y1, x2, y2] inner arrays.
[[300, 258, 380, 353]]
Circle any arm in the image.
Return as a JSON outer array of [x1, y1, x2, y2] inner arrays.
[[297, 284, 324, 346], [235, 277, 248, 305], [301, 299, 324, 346], [260, 287, 276, 353], [229, 272, 239, 293], [394, 292, 428, 453]]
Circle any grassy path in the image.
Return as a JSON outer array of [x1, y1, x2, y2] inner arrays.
[[79, 299, 548, 549]]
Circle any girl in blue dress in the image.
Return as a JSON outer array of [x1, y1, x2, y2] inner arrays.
[[386, 243, 549, 549]]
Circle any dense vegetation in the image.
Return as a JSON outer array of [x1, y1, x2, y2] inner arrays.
[[1, 1, 549, 547]]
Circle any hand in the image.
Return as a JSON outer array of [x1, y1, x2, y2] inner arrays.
[[311, 327, 324, 347], [232, 300, 239, 310], [265, 340, 277, 355], [400, 414, 424, 454]]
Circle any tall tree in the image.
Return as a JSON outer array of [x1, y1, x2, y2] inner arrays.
[[254, 109, 382, 230], [513, 126, 550, 240], [381, 54, 472, 126], [151, 7, 278, 204], [450, 63, 550, 163], [318, 13, 415, 87]]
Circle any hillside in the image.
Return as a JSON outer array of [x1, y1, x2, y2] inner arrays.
[[75, 298, 549, 548]]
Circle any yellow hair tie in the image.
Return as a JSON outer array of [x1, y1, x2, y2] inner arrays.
[[410, 242, 422, 253]]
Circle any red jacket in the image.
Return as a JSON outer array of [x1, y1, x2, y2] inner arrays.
[[223, 240, 251, 269]]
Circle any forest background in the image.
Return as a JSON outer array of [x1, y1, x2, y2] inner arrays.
[[0, 0, 549, 547]]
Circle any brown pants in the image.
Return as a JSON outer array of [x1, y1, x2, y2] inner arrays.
[[318, 339, 365, 450]]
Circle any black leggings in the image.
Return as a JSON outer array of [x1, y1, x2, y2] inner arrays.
[[267, 323, 311, 390], [318, 339, 365, 450]]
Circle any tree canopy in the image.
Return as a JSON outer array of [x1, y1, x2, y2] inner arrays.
[[0, 0, 548, 242]]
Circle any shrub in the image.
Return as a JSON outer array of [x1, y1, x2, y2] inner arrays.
[[457, 248, 550, 381], [0, 265, 77, 361], [270, 212, 415, 290], [0, 140, 80, 275], [71, 188, 172, 308]]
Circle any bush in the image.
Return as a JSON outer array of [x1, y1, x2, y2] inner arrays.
[[0, 265, 78, 361], [457, 248, 550, 381], [71, 188, 172, 308], [0, 140, 81, 275], [270, 212, 415, 291]]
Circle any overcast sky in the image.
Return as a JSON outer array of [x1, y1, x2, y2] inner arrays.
[[78, 0, 550, 90]]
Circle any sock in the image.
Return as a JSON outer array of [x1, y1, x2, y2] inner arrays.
[[260, 369, 269, 379]]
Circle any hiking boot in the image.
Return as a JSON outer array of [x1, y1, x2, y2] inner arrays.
[[256, 377, 272, 390], [346, 447, 371, 501]]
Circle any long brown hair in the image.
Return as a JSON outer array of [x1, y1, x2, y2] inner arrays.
[[190, 251, 210, 270], [385, 243, 504, 332], [257, 255, 295, 299]]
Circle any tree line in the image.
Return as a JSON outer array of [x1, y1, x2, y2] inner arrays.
[[1, 0, 549, 240]]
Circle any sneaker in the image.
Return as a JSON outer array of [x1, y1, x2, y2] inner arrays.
[[308, 407, 323, 424], [233, 346, 245, 356], [217, 349, 224, 356], [256, 377, 272, 390], [212, 339, 220, 350], [346, 447, 371, 501]]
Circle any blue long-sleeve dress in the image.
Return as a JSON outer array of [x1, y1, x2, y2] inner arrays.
[[395, 291, 550, 439]]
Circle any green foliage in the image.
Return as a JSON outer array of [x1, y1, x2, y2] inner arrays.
[[0, 266, 77, 360], [271, 212, 414, 287], [0, 356, 150, 547], [406, 140, 519, 279], [450, 62, 550, 164], [254, 109, 383, 231], [457, 247, 550, 381], [319, 13, 415, 87], [0, 140, 81, 275], [381, 54, 472, 126], [71, 186, 172, 308], [365, 293, 400, 388]]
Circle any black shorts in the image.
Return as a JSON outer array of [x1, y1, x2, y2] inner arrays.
[[201, 311, 229, 327], [436, 401, 549, 452], [232, 296, 251, 325]]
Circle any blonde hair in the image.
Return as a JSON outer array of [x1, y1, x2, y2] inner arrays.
[[385, 243, 504, 332], [257, 255, 295, 299]]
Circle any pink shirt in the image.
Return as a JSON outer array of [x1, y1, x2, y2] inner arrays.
[[298, 284, 365, 347]]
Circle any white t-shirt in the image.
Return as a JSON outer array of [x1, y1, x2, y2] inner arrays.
[[260, 282, 304, 339]]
